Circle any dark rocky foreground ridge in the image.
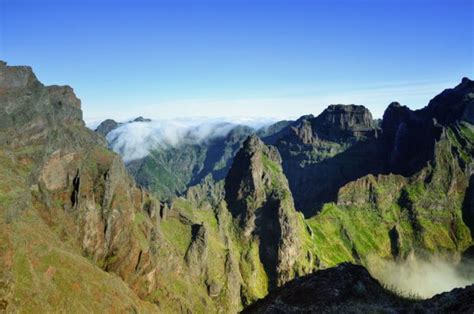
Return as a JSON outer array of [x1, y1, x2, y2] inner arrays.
[[244, 263, 474, 313], [1, 59, 474, 313]]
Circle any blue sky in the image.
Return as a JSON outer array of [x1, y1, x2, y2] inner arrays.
[[1, 0, 473, 121]]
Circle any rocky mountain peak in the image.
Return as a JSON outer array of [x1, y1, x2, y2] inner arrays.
[[224, 134, 269, 220], [225, 134, 309, 288], [287, 104, 378, 144], [423, 77, 474, 125], [243, 133, 263, 150], [380, 77, 474, 175], [95, 116, 152, 138], [132, 116, 151, 122], [387, 101, 403, 109], [317, 104, 374, 130], [0, 61, 41, 93], [47, 85, 81, 109], [95, 119, 119, 136], [0, 62, 85, 144]]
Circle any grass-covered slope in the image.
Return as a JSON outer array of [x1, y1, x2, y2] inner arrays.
[[0, 61, 311, 313], [0, 62, 157, 312], [302, 80, 474, 272]]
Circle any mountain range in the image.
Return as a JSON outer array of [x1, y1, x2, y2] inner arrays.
[[1, 60, 473, 312]]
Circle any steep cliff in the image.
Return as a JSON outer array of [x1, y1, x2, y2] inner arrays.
[[262, 104, 383, 216], [0, 61, 157, 312], [225, 135, 313, 302], [303, 78, 474, 271]]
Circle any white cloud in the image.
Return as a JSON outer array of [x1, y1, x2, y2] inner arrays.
[[369, 253, 474, 299], [105, 117, 275, 162]]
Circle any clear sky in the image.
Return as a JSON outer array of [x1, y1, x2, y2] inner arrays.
[[1, 0, 473, 121]]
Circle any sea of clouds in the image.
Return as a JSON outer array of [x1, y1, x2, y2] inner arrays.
[[92, 117, 278, 162], [369, 253, 474, 299]]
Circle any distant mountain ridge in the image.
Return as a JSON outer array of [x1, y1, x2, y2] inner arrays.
[[95, 106, 383, 207]]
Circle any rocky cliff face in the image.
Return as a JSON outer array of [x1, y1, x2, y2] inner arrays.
[[301, 78, 474, 273], [225, 135, 312, 291], [382, 78, 474, 176], [310, 104, 377, 141], [262, 104, 383, 216], [0, 61, 158, 312]]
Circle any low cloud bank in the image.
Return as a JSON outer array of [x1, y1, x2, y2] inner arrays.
[[106, 117, 276, 162], [369, 254, 474, 299]]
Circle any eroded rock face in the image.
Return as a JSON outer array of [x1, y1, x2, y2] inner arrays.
[[0, 61, 37, 90], [261, 105, 382, 216], [424, 77, 474, 125], [0, 61, 159, 312], [382, 78, 474, 176], [40, 150, 76, 191], [381, 102, 442, 175], [225, 135, 311, 289], [308, 79, 474, 266], [312, 104, 376, 141], [0, 62, 89, 155], [185, 224, 209, 277], [463, 175, 474, 236]]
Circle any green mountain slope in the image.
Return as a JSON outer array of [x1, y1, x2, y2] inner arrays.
[[0, 61, 311, 312], [0, 61, 157, 312]]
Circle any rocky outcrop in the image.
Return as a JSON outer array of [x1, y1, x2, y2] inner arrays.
[[185, 224, 209, 277], [225, 135, 311, 291], [95, 119, 119, 136], [243, 263, 474, 313], [133, 116, 151, 122], [424, 77, 474, 125]]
